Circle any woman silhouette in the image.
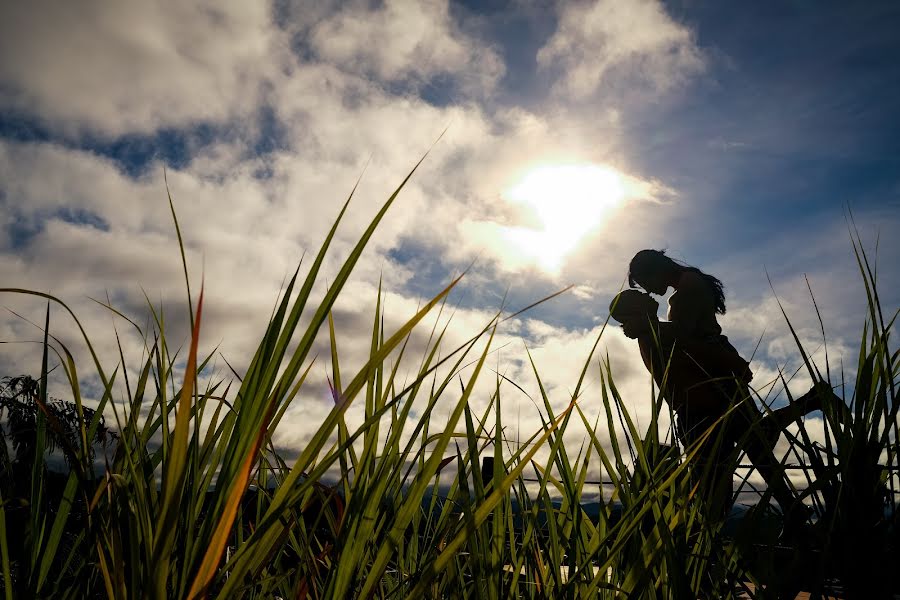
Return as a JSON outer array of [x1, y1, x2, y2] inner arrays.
[[619, 249, 824, 521]]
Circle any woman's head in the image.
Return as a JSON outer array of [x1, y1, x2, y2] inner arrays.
[[628, 249, 678, 295], [627, 249, 727, 314]]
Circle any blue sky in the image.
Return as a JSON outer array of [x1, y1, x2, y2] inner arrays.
[[0, 0, 897, 470]]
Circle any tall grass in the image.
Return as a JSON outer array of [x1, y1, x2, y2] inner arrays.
[[0, 164, 896, 598]]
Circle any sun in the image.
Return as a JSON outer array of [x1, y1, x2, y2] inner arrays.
[[501, 164, 625, 271]]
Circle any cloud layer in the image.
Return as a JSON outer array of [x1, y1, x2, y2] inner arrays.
[[538, 0, 704, 99], [0, 1, 278, 136], [1, 0, 893, 494]]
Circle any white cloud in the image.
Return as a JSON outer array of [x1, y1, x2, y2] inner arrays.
[[1, 131, 869, 479], [305, 0, 504, 92], [0, 129, 662, 466], [0, 1, 280, 136], [537, 0, 704, 99], [1, 0, 890, 506]]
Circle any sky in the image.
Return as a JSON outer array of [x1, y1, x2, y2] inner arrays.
[[0, 0, 898, 490]]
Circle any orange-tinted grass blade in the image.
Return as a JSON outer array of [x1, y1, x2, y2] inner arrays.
[[186, 402, 275, 600], [150, 284, 204, 599]]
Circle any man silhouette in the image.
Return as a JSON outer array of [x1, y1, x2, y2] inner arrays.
[[609, 290, 829, 523]]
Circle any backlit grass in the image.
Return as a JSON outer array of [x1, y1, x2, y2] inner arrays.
[[0, 163, 896, 599]]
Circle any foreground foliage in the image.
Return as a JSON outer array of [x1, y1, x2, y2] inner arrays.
[[0, 165, 896, 598]]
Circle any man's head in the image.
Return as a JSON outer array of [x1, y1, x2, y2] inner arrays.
[[609, 289, 659, 324]]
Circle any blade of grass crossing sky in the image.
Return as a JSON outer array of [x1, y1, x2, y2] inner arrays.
[[605, 361, 684, 589], [0, 290, 118, 409], [328, 310, 355, 501], [186, 403, 274, 599], [336, 339, 493, 596], [253, 172, 363, 403], [179, 172, 369, 595], [407, 397, 578, 599], [355, 321, 501, 599], [266, 157, 431, 424], [334, 317, 473, 595], [164, 172, 193, 329], [362, 281, 384, 483], [25, 305, 50, 589], [216, 276, 461, 597], [225, 159, 435, 528], [148, 285, 203, 600], [327, 294, 399, 586]]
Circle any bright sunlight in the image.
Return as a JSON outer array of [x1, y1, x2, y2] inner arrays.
[[502, 164, 625, 271]]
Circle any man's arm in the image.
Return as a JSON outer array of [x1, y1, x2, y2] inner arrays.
[[634, 322, 675, 384], [636, 334, 729, 413]]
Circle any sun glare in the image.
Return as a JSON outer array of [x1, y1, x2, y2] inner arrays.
[[502, 164, 625, 271]]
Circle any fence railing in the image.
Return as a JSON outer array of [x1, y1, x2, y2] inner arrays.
[[521, 463, 900, 492]]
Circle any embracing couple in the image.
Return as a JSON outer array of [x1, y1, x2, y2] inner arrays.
[[610, 249, 833, 523]]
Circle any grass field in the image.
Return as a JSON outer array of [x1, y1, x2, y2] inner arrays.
[[0, 166, 897, 599]]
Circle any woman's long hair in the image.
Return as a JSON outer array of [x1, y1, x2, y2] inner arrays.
[[628, 249, 727, 314]]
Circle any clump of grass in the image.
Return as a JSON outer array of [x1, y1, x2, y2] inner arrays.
[[0, 160, 896, 598], [752, 217, 899, 598]]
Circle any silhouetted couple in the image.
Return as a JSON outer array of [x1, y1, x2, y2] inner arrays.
[[611, 249, 832, 525]]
